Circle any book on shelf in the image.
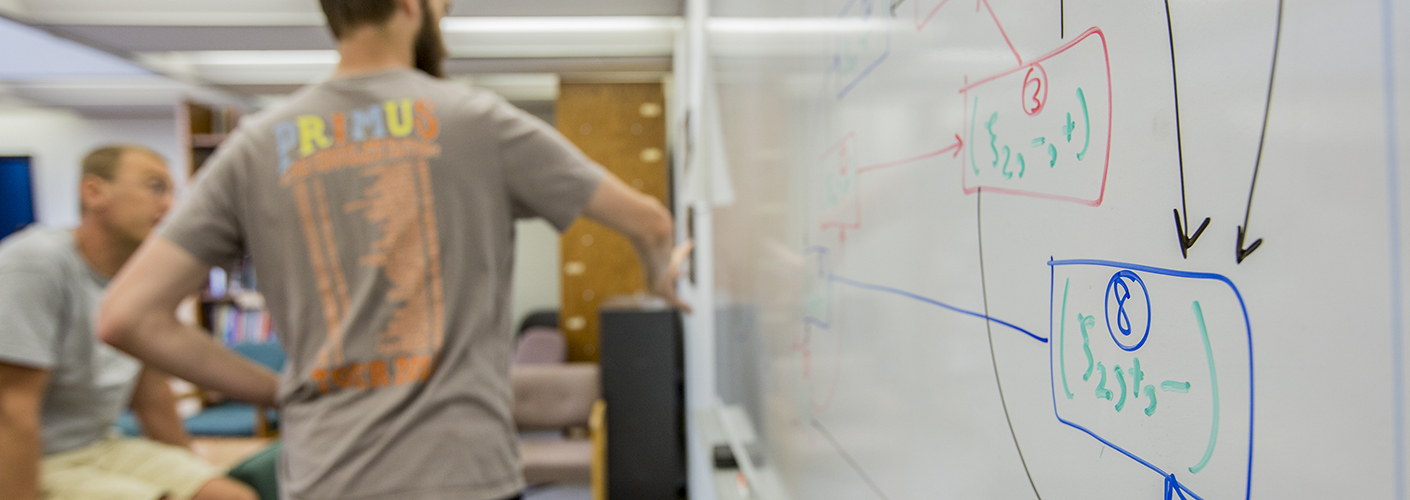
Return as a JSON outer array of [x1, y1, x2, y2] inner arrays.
[[204, 257, 276, 347], [203, 301, 277, 346]]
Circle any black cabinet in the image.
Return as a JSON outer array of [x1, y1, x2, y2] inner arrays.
[[599, 300, 686, 499]]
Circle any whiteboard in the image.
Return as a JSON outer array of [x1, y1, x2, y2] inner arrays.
[[703, 0, 1410, 498]]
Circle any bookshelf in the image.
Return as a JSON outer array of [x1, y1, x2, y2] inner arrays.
[[178, 100, 276, 347]]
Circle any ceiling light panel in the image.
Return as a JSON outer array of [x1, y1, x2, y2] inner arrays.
[[138, 51, 336, 86], [441, 16, 678, 58], [440, 16, 679, 33], [131, 16, 683, 85]]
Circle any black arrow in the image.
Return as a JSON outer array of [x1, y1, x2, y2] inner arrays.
[[1165, 0, 1211, 259], [1237, 0, 1284, 264]]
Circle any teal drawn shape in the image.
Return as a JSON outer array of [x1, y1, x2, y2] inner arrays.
[[1000, 146, 1012, 179], [1114, 365, 1128, 412], [1190, 300, 1220, 475], [1076, 87, 1091, 161], [1162, 381, 1191, 393], [987, 111, 998, 168], [1060, 279, 1074, 399], [1143, 385, 1158, 416], [1080, 314, 1096, 381], [1131, 358, 1144, 399], [825, 175, 852, 207], [1048, 144, 1057, 167], [1095, 362, 1112, 400]]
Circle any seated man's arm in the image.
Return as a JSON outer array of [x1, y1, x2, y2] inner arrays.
[[580, 174, 693, 312], [0, 362, 48, 500], [129, 366, 191, 449], [96, 238, 279, 407]]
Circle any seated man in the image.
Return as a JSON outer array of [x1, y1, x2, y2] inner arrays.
[[0, 145, 255, 500]]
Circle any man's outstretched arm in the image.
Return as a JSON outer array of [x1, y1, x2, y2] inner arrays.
[[581, 173, 693, 312], [96, 237, 278, 407]]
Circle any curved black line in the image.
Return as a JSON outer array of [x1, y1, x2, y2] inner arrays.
[[1237, 0, 1283, 263], [976, 190, 1044, 499], [1246, 0, 1284, 230], [1165, 0, 1189, 231], [811, 419, 891, 500]]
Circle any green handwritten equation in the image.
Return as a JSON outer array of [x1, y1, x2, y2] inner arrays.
[[970, 87, 1091, 181], [1059, 278, 1197, 421], [1049, 261, 1254, 498], [958, 34, 1111, 204]]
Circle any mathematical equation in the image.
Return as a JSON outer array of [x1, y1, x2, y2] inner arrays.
[[961, 28, 1113, 206], [1050, 260, 1254, 500]]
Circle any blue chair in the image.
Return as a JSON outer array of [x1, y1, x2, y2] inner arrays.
[[116, 343, 284, 438]]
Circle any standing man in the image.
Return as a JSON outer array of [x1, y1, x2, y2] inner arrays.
[[0, 145, 256, 500], [97, 1, 690, 499]]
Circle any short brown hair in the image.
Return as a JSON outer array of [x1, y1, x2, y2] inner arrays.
[[82, 145, 162, 182], [80, 145, 164, 211], [320, 0, 399, 40]]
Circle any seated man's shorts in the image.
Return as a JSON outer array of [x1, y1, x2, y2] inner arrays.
[[41, 434, 220, 500]]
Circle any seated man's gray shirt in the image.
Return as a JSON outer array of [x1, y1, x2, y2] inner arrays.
[[0, 226, 141, 455]]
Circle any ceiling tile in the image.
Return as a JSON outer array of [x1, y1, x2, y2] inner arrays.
[[0, 17, 150, 80], [51, 25, 334, 52]]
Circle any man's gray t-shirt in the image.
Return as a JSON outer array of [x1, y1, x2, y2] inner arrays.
[[159, 69, 605, 500], [0, 226, 142, 456]]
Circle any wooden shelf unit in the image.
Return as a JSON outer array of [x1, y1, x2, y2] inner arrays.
[[178, 100, 274, 344]]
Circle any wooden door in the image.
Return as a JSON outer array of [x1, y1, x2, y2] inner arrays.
[[556, 82, 669, 362]]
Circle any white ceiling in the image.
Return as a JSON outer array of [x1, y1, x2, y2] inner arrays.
[[0, 16, 149, 80], [0, 0, 682, 115]]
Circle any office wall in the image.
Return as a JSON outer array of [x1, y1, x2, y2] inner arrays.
[[0, 107, 185, 227], [512, 218, 562, 329]]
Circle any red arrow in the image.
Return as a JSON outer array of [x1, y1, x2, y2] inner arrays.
[[856, 134, 965, 174]]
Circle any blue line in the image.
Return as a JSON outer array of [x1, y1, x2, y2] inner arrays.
[[1055, 418, 1182, 490], [1050, 258, 1057, 390], [1048, 259, 1253, 500], [832, 0, 892, 102], [1383, 0, 1405, 497], [1054, 395, 1207, 500], [828, 274, 1047, 342], [1050, 259, 1242, 288], [836, 40, 891, 100]]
